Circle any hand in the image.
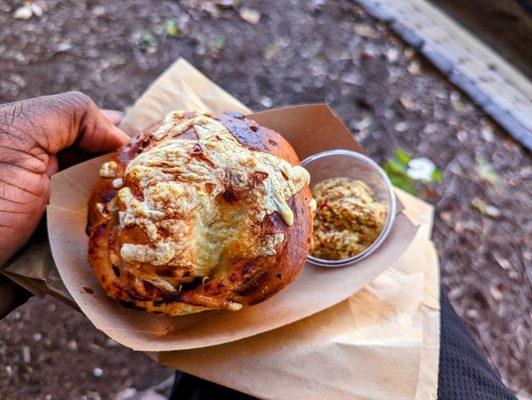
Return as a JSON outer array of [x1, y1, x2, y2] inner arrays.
[[0, 91, 130, 316]]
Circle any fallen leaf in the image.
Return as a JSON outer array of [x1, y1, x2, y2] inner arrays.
[[399, 96, 414, 111], [471, 197, 502, 218], [386, 47, 399, 63], [475, 155, 499, 184], [383, 155, 418, 195], [200, 1, 222, 18], [434, 90, 447, 99], [394, 121, 408, 132], [387, 172, 417, 195], [215, 0, 236, 8], [212, 35, 225, 50], [164, 19, 181, 38], [92, 5, 106, 17], [353, 116, 372, 130], [56, 42, 72, 52], [489, 286, 502, 301], [439, 211, 454, 227], [264, 41, 279, 60], [456, 130, 468, 142], [432, 167, 442, 183], [492, 252, 512, 270], [239, 7, 260, 24], [259, 96, 272, 108], [407, 60, 421, 75], [14, 5, 33, 19], [481, 127, 495, 142], [395, 148, 411, 165], [384, 108, 395, 119], [385, 159, 407, 175], [452, 100, 465, 113], [353, 23, 375, 38]]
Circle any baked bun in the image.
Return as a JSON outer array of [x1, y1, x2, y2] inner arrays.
[[87, 110, 313, 316]]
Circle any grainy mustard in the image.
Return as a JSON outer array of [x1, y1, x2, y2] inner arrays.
[[310, 177, 386, 260]]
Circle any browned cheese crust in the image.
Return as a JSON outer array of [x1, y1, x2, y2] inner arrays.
[[87, 111, 313, 316]]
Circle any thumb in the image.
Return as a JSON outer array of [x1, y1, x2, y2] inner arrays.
[[2, 91, 130, 154], [51, 91, 131, 152]]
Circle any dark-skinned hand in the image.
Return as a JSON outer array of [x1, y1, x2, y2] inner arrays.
[[0, 91, 130, 318]]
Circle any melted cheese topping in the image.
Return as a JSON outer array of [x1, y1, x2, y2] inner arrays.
[[112, 178, 123, 188], [99, 161, 118, 178], [115, 111, 309, 275]]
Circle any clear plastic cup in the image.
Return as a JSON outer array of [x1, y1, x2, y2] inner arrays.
[[301, 149, 397, 267]]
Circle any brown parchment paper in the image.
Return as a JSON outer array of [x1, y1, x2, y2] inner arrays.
[[47, 101, 418, 351]]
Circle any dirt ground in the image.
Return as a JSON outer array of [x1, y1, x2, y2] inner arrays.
[[0, 1, 530, 399]]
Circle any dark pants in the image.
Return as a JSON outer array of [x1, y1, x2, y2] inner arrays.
[[170, 290, 517, 400]]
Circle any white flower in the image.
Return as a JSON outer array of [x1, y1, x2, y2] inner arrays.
[[407, 157, 436, 181]]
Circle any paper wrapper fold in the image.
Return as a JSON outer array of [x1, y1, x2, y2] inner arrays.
[[1, 58, 440, 398]]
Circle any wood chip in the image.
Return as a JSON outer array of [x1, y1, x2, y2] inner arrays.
[[239, 7, 261, 24]]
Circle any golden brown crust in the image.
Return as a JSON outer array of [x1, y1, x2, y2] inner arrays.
[[87, 111, 312, 316]]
